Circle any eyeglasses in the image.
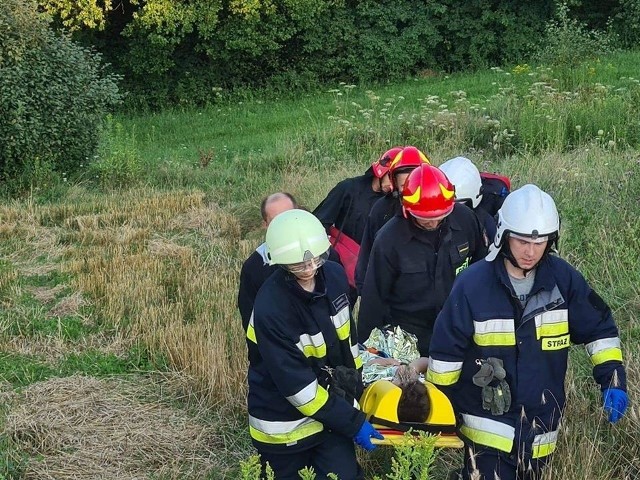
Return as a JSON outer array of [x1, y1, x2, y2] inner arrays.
[[284, 256, 327, 274]]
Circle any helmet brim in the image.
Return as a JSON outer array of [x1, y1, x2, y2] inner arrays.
[[406, 204, 454, 220]]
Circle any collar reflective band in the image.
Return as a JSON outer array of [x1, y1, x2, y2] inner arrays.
[[510, 232, 549, 244]]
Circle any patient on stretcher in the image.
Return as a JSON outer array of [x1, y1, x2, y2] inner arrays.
[[360, 327, 431, 423]]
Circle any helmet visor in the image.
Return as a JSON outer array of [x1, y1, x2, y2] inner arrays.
[[283, 251, 330, 274], [509, 232, 549, 244]]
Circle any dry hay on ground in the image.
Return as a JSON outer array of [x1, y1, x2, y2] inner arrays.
[[148, 236, 194, 259], [26, 285, 67, 304], [2, 332, 129, 362], [4, 375, 220, 479], [168, 203, 242, 240], [47, 291, 87, 318], [0, 380, 16, 405]]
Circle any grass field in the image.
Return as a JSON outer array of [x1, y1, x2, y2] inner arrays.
[[1, 49, 640, 479]]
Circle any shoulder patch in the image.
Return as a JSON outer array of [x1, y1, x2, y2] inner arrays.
[[457, 242, 470, 256], [332, 293, 350, 313]]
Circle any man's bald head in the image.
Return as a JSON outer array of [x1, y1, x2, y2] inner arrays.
[[261, 192, 298, 226]]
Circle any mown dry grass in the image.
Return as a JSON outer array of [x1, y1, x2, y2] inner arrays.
[[3, 375, 220, 479], [1, 188, 254, 476], [2, 331, 127, 362], [38, 190, 251, 406]]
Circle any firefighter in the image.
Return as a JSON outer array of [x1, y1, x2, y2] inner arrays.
[[237, 192, 298, 331], [313, 148, 395, 300], [247, 209, 383, 479], [355, 145, 431, 294], [238, 193, 343, 333], [358, 164, 487, 356], [439, 156, 498, 241], [313, 149, 394, 245], [426, 184, 628, 480]]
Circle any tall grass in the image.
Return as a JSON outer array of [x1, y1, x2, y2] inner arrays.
[[2, 50, 640, 478]]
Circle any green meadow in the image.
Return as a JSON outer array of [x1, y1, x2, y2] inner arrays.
[[1, 49, 640, 479]]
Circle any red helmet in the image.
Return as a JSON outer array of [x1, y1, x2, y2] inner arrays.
[[402, 164, 456, 218], [388, 146, 431, 177], [371, 146, 403, 178]]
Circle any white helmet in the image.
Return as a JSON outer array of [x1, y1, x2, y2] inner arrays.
[[265, 209, 331, 266], [439, 156, 483, 208], [486, 184, 559, 262]]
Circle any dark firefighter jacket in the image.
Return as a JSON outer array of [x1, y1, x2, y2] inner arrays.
[[313, 174, 384, 244], [427, 255, 627, 461], [238, 243, 273, 332], [238, 243, 341, 332], [247, 261, 365, 454], [358, 203, 487, 355], [355, 194, 402, 294], [475, 206, 497, 242]]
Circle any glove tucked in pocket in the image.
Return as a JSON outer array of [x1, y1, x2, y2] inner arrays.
[[473, 357, 512, 416], [481, 379, 512, 416]]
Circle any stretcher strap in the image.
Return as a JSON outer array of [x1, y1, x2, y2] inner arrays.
[[369, 415, 457, 434]]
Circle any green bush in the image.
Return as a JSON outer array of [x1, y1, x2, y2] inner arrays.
[[35, 0, 640, 110], [0, 0, 121, 194], [535, 3, 616, 76], [89, 116, 142, 188]]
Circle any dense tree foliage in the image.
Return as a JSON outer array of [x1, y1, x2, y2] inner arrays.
[[31, 0, 640, 108]]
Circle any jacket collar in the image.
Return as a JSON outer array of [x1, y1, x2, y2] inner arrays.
[[255, 242, 269, 264], [495, 254, 557, 293]]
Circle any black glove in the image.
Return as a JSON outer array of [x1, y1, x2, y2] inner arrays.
[[323, 366, 364, 404]]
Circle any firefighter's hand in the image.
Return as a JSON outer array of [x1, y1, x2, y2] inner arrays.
[[354, 420, 384, 451], [602, 388, 628, 423]]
